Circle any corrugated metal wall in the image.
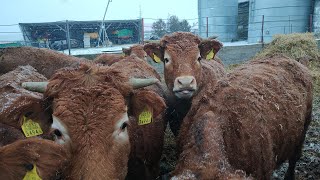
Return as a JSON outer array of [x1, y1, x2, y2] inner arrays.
[[248, 0, 312, 43], [198, 0, 238, 42]]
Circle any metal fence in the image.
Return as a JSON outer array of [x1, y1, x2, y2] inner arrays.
[[0, 14, 317, 52]]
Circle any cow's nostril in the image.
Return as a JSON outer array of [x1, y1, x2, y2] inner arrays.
[[190, 78, 195, 84]]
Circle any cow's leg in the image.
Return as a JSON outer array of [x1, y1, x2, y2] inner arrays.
[[284, 110, 312, 180]]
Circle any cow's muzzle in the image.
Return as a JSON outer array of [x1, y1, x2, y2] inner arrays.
[[173, 76, 197, 99]]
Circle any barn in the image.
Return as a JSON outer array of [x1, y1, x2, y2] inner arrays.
[[19, 19, 143, 50]]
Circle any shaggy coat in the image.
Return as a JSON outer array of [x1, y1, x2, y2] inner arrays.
[[144, 32, 226, 136], [172, 56, 313, 180], [0, 66, 68, 179], [110, 56, 167, 179], [0, 138, 69, 180], [43, 63, 166, 179], [0, 46, 85, 78], [94, 44, 147, 66]]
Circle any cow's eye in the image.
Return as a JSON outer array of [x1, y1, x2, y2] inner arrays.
[[197, 57, 202, 62], [54, 129, 62, 137], [120, 122, 128, 131], [164, 58, 169, 63]]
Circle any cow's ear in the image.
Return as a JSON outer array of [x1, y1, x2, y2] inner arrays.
[[144, 43, 163, 63], [129, 90, 166, 125], [198, 39, 223, 60], [18, 99, 53, 136], [122, 47, 131, 56]]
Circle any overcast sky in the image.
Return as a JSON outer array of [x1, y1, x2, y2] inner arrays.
[[0, 0, 198, 41]]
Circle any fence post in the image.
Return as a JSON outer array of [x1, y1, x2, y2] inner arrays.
[[310, 14, 313, 32], [261, 15, 264, 47], [206, 17, 209, 38], [141, 18, 144, 44], [66, 20, 71, 55]]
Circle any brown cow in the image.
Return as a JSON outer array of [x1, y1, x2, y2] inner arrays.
[[110, 56, 167, 179], [0, 138, 69, 180], [172, 56, 313, 179], [144, 32, 225, 136], [0, 65, 52, 133], [0, 46, 86, 78], [94, 44, 148, 66], [23, 63, 165, 179], [0, 65, 69, 179]]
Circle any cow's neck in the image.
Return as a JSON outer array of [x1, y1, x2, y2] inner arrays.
[[173, 111, 240, 179]]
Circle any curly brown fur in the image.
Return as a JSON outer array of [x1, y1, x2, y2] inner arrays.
[[0, 138, 69, 180], [173, 56, 313, 179], [52, 84, 130, 179], [45, 62, 132, 98], [0, 46, 86, 78]]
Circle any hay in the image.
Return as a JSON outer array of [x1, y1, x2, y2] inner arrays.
[[256, 33, 320, 62], [309, 60, 320, 95]]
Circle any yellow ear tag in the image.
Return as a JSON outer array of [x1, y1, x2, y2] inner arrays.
[[153, 53, 161, 63], [23, 164, 42, 180], [138, 107, 153, 125], [206, 49, 215, 60], [21, 116, 43, 138], [121, 53, 125, 57]]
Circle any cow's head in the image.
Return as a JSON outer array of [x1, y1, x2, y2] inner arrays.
[[23, 63, 161, 179], [123, 44, 148, 61], [144, 32, 222, 99]]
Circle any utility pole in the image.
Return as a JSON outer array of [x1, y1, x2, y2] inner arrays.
[[66, 20, 71, 55], [98, 0, 112, 47]]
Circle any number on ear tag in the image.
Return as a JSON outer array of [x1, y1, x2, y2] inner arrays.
[[23, 164, 42, 180], [153, 53, 161, 63], [21, 116, 43, 138], [138, 108, 153, 125], [206, 49, 215, 60]]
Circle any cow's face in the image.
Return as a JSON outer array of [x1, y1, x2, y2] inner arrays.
[[50, 85, 130, 179], [144, 32, 222, 100]]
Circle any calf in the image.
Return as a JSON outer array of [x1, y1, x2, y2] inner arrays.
[[173, 56, 313, 179], [94, 44, 148, 66], [144, 32, 226, 136]]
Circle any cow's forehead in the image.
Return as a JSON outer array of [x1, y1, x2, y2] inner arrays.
[[165, 44, 200, 59], [52, 85, 127, 132]]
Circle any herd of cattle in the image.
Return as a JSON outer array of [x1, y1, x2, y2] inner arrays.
[[0, 32, 313, 180]]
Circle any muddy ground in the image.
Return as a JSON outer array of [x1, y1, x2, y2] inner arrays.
[[159, 65, 320, 180]]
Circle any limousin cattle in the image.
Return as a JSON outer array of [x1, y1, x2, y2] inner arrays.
[[0, 65, 68, 179], [144, 32, 226, 136], [94, 44, 148, 66], [172, 56, 313, 179], [110, 55, 167, 179], [23, 63, 164, 179]]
